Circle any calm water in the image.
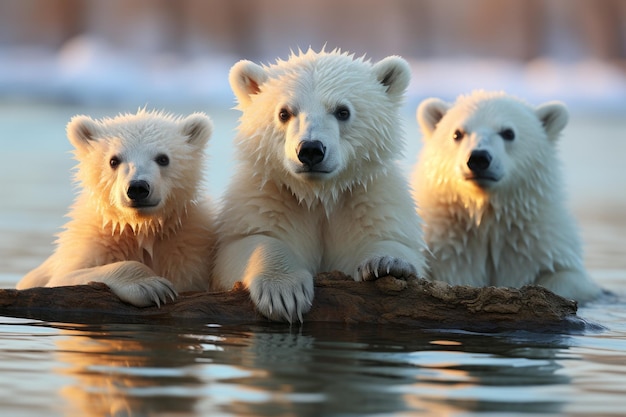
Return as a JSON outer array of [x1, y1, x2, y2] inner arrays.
[[1, 102, 625, 417]]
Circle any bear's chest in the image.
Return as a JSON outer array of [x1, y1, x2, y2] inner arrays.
[[105, 232, 166, 270], [432, 214, 544, 286]]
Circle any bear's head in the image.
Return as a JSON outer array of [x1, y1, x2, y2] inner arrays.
[[67, 109, 212, 234], [417, 91, 568, 204], [229, 48, 410, 206]]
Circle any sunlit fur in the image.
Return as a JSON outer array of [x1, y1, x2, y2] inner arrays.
[[17, 109, 216, 307], [214, 48, 426, 322], [411, 90, 602, 302]]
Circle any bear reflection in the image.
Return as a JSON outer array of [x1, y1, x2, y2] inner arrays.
[[54, 324, 202, 417]]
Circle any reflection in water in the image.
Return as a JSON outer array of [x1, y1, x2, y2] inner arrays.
[[0, 313, 612, 416], [54, 323, 203, 417], [206, 324, 574, 416], [403, 352, 568, 415], [45, 321, 577, 417]]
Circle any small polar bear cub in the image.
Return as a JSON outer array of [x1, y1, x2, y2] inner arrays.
[[17, 109, 216, 307], [411, 90, 602, 302], [213, 49, 426, 322]]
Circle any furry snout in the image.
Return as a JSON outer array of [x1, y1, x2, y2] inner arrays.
[[296, 140, 326, 168], [127, 180, 151, 202], [464, 149, 502, 184], [124, 179, 160, 209], [467, 150, 492, 173]]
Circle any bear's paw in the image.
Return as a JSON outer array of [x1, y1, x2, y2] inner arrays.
[[108, 276, 178, 308], [248, 272, 314, 323], [357, 256, 417, 282]]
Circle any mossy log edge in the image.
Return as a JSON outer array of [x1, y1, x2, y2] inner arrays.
[[0, 272, 585, 332]]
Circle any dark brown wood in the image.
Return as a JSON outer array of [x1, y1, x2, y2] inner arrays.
[[0, 272, 586, 332]]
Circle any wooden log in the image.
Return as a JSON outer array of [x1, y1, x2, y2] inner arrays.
[[0, 272, 587, 332]]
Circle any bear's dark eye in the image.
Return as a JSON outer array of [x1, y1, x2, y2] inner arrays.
[[500, 128, 515, 141], [278, 108, 291, 123], [453, 129, 465, 141], [109, 156, 120, 169], [155, 154, 170, 167], [334, 105, 351, 121]]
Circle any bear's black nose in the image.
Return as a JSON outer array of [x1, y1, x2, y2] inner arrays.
[[467, 150, 492, 173], [127, 180, 150, 201], [296, 140, 326, 167]]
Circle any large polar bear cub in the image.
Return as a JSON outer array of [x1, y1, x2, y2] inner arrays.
[[213, 49, 426, 322], [17, 109, 216, 307], [411, 90, 602, 302]]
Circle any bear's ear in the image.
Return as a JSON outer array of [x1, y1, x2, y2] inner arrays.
[[229, 60, 268, 107], [535, 101, 569, 140], [180, 113, 213, 148], [66, 115, 100, 153], [372, 56, 411, 96], [417, 98, 450, 137]]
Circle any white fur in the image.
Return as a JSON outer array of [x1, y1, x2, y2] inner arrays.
[[411, 90, 602, 302], [17, 109, 216, 307], [214, 48, 426, 322]]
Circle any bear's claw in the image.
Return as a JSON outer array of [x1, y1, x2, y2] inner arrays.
[[249, 275, 314, 323], [358, 256, 417, 282], [110, 276, 178, 308]]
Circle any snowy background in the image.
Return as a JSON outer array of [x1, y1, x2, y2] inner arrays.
[[0, 0, 625, 111]]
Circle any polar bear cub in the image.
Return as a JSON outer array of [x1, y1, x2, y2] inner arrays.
[[17, 109, 216, 307], [213, 49, 426, 322], [411, 90, 602, 302]]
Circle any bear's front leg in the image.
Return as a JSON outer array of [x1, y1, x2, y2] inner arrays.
[[214, 235, 315, 323], [54, 261, 178, 307], [535, 268, 603, 303]]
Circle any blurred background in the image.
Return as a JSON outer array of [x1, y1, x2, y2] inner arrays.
[[0, 0, 625, 108]]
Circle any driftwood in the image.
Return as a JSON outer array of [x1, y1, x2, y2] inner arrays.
[[0, 272, 587, 332]]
